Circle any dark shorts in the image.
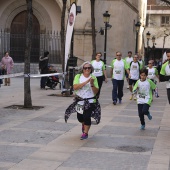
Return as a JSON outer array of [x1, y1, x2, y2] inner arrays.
[[125, 71, 129, 78], [129, 79, 137, 86]]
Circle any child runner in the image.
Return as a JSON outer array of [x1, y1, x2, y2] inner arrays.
[[133, 68, 156, 130], [147, 60, 159, 98]]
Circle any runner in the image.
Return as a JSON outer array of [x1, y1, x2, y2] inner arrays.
[[125, 51, 133, 89], [129, 55, 142, 100], [138, 54, 145, 68], [147, 60, 159, 98], [91, 52, 108, 99], [160, 49, 170, 104], [65, 61, 101, 140], [110, 51, 129, 105], [133, 68, 156, 130]]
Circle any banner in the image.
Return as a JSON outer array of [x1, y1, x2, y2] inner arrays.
[[64, 3, 77, 72], [162, 51, 167, 63]]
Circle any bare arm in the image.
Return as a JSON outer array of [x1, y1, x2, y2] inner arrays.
[[103, 69, 108, 82], [90, 78, 99, 95], [110, 68, 113, 78], [73, 78, 91, 90]]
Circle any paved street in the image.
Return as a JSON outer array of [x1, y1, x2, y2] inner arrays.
[[0, 77, 169, 170]]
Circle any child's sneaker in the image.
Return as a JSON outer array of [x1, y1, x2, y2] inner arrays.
[[140, 125, 145, 130], [80, 133, 88, 140], [147, 112, 152, 120]]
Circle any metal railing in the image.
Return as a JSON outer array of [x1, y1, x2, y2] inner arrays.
[[0, 29, 61, 64]]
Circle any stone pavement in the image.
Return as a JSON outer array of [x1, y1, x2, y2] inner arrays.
[[0, 77, 169, 170]]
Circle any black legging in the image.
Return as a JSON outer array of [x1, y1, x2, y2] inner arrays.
[[96, 76, 104, 98], [167, 88, 170, 104], [77, 103, 95, 125]]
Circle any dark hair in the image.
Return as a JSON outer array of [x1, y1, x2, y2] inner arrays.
[[140, 68, 148, 76], [44, 51, 49, 57], [96, 52, 102, 56], [4, 51, 9, 55], [128, 51, 132, 54], [166, 49, 170, 54]]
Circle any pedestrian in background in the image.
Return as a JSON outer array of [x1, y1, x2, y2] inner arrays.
[[138, 54, 145, 68], [128, 55, 142, 100], [39, 51, 49, 89], [147, 60, 159, 98], [1, 51, 14, 86], [125, 51, 133, 89], [65, 61, 101, 140], [133, 68, 156, 130], [91, 52, 108, 99], [160, 49, 170, 104], [110, 51, 129, 105]]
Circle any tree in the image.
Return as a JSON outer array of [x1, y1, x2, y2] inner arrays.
[[61, 0, 67, 72], [24, 0, 33, 108], [90, 0, 96, 60]]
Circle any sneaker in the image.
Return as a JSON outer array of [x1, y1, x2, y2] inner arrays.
[[127, 85, 129, 89], [80, 133, 88, 140], [147, 112, 152, 120], [133, 96, 137, 100], [129, 95, 133, 100], [118, 99, 122, 104], [140, 125, 145, 130], [82, 124, 84, 133], [113, 100, 117, 105]]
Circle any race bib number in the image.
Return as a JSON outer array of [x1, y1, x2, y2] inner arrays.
[[115, 70, 121, 74], [94, 69, 101, 73], [75, 104, 84, 114], [139, 94, 145, 99]]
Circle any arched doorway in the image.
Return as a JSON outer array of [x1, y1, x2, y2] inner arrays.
[[10, 11, 40, 63]]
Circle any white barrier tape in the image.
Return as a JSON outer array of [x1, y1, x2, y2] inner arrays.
[[0, 72, 24, 79], [0, 72, 65, 79], [26, 72, 64, 78]]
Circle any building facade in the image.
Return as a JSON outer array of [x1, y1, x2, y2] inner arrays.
[[145, 0, 170, 61], [0, 0, 147, 68]]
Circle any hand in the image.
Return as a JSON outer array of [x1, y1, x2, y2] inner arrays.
[[129, 74, 131, 79], [105, 78, 108, 83], [90, 78, 94, 86]]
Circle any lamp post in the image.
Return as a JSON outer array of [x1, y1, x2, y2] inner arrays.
[[146, 31, 151, 64], [135, 21, 141, 54], [152, 36, 156, 59], [103, 11, 111, 65]]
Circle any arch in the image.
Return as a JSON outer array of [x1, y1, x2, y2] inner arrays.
[[0, 1, 52, 32], [10, 11, 40, 62]]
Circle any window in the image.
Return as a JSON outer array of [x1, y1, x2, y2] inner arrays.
[[161, 16, 170, 26]]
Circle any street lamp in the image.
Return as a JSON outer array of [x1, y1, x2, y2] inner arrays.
[[103, 11, 111, 65], [146, 31, 151, 64], [135, 21, 141, 54], [152, 36, 156, 59]]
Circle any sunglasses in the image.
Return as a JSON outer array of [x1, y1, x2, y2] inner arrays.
[[148, 63, 152, 64], [117, 55, 121, 56], [83, 67, 91, 70]]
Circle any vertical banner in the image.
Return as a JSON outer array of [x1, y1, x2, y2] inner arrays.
[[64, 3, 76, 72], [162, 51, 167, 63]]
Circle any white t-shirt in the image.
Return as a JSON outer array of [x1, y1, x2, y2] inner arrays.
[[91, 60, 104, 77], [130, 62, 140, 80], [111, 59, 128, 80], [125, 57, 133, 64], [147, 67, 157, 80]]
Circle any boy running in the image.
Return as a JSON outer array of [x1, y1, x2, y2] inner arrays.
[[133, 68, 156, 130]]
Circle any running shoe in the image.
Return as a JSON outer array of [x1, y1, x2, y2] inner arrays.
[[140, 125, 145, 130], [129, 95, 133, 100], [127, 85, 129, 89], [133, 95, 137, 100], [113, 100, 117, 105], [80, 133, 88, 140], [147, 112, 152, 120]]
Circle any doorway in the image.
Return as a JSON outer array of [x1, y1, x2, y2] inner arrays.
[[10, 11, 40, 63]]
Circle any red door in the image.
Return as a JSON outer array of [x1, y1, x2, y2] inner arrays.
[[10, 11, 40, 62]]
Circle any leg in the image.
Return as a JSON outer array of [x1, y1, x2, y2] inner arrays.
[[167, 88, 170, 104], [117, 80, 124, 102], [138, 104, 145, 126], [96, 76, 103, 98], [129, 79, 133, 100], [112, 79, 118, 104], [142, 103, 152, 120], [77, 113, 84, 132], [7, 78, 10, 86], [4, 78, 7, 86]]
